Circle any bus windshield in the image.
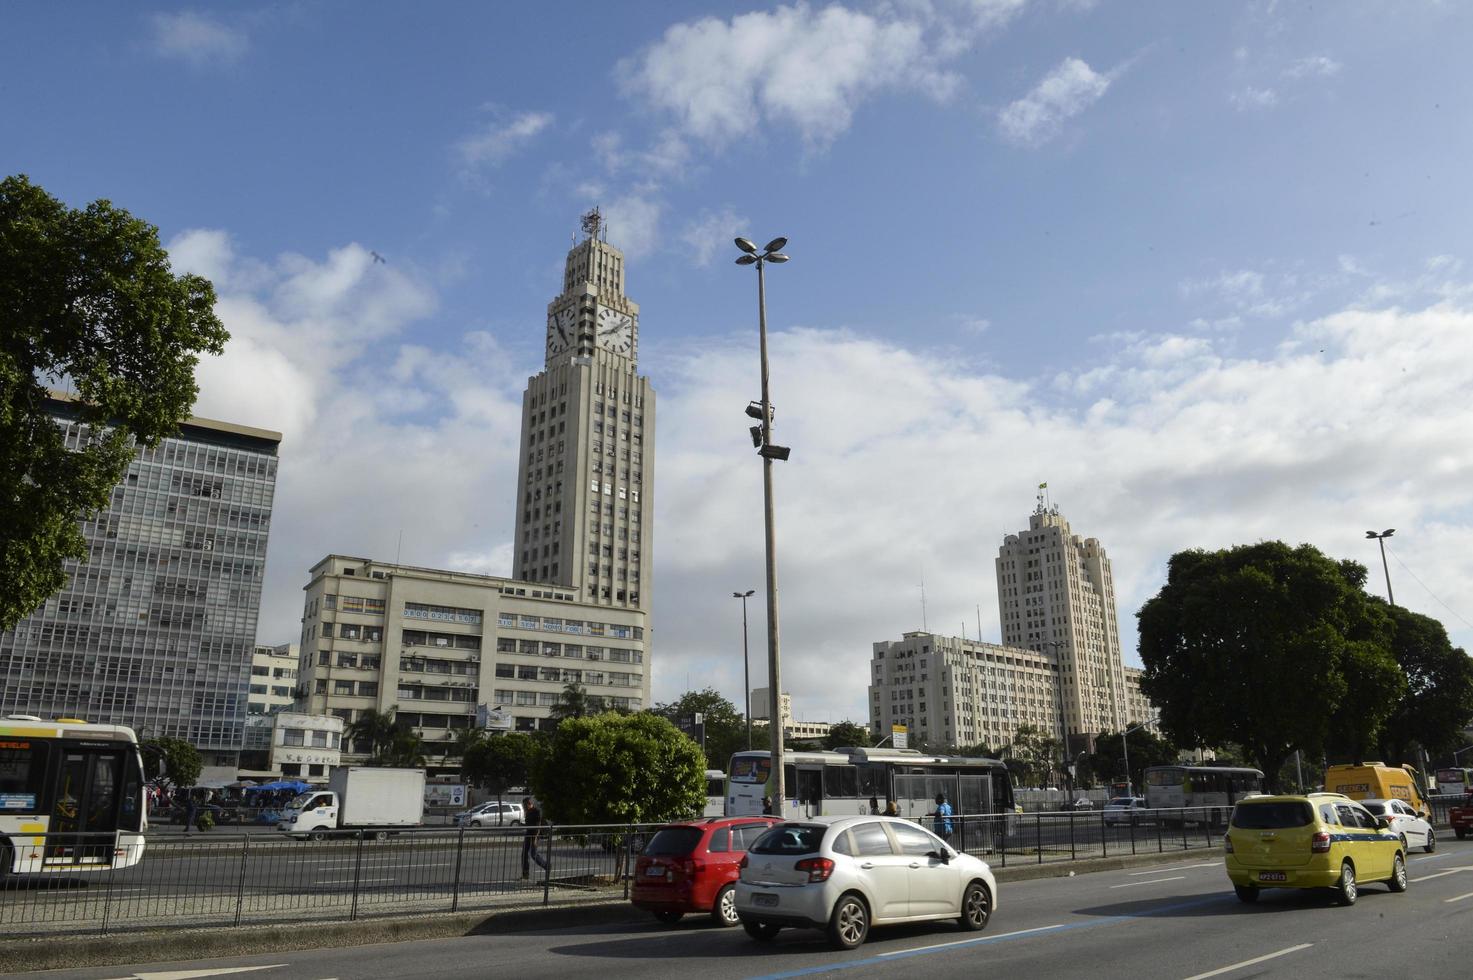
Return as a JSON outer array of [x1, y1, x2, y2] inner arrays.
[[730, 757, 770, 783]]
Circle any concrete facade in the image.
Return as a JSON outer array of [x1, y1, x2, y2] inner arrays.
[[248, 643, 298, 717], [293, 555, 649, 758], [0, 395, 280, 762], [268, 711, 344, 780], [996, 497, 1131, 752], [512, 212, 655, 613]]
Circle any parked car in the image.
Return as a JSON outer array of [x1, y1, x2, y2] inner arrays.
[[455, 801, 525, 827], [1223, 793, 1406, 905], [1451, 793, 1473, 841], [1102, 796, 1150, 826], [631, 816, 781, 926], [1360, 798, 1435, 853], [735, 815, 998, 949]]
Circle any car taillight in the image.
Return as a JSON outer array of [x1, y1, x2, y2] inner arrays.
[[795, 857, 835, 883], [1311, 831, 1331, 853], [739, 854, 749, 869], [1223, 836, 1234, 854], [679, 858, 702, 876]]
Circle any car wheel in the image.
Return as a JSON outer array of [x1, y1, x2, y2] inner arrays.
[[1234, 884, 1260, 904], [1456, 827, 1468, 841], [309, 830, 326, 842], [1424, 829, 1435, 854], [958, 881, 992, 931], [1388, 853, 1408, 893], [1398, 834, 1408, 852], [827, 893, 870, 950], [742, 920, 781, 941], [374, 830, 389, 841], [653, 910, 683, 925], [1335, 861, 1357, 906], [711, 884, 740, 927]]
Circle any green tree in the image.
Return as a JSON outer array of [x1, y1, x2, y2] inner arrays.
[[1377, 603, 1473, 763], [1091, 727, 1178, 794], [532, 713, 706, 826], [376, 728, 426, 768], [0, 175, 229, 630], [343, 707, 400, 759], [823, 721, 871, 751], [462, 731, 539, 806], [1006, 724, 1062, 788], [549, 681, 600, 721], [1138, 541, 1399, 790], [140, 736, 202, 791], [655, 688, 745, 770], [443, 726, 487, 766]]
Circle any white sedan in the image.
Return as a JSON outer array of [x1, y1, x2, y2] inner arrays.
[[735, 815, 998, 950], [1362, 798, 1435, 852]]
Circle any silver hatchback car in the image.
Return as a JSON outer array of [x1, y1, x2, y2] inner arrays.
[[734, 815, 998, 949]]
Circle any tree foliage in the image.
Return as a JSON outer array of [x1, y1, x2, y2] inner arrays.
[[532, 713, 706, 825], [1006, 724, 1062, 788], [140, 736, 202, 791], [655, 688, 746, 770], [462, 732, 538, 795], [1377, 603, 1473, 762], [823, 721, 871, 751], [549, 681, 599, 721], [1138, 542, 1400, 789], [1090, 727, 1178, 794], [0, 175, 229, 630]]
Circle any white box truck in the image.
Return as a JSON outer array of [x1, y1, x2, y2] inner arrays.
[[276, 767, 425, 840]]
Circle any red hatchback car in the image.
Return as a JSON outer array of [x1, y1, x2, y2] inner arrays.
[[631, 816, 781, 926]]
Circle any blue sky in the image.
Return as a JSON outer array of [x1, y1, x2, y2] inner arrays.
[[6, 1, 1473, 725]]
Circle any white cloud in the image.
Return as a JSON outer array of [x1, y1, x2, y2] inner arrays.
[[997, 57, 1113, 147], [596, 193, 664, 260], [1285, 54, 1341, 78], [617, 4, 962, 149], [150, 11, 248, 66], [457, 111, 554, 168], [1230, 86, 1279, 110], [680, 208, 749, 267], [201, 229, 1473, 726]]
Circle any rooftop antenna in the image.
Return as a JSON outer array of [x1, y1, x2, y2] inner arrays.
[[395, 529, 403, 566], [580, 207, 602, 242], [920, 571, 928, 632], [1036, 482, 1047, 514]]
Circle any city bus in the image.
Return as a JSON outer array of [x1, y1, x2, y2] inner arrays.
[[725, 747, 1016, 822], [703, 769, 726, 817], [1435, 767, 1473, 797], [1142, 764, 1264, 826], [0, 715, 148, 875]]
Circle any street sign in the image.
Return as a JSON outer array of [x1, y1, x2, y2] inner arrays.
[[891, 724, 908, 750]]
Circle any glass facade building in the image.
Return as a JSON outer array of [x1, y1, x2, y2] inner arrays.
[[0, 396, 281, 759]]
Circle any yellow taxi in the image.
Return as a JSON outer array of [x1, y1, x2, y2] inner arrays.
[[1223, 792, 1406, 905]]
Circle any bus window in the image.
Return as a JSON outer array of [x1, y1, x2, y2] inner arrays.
[[823, 765, 858, 799], [1147, 768, 1183, 786]]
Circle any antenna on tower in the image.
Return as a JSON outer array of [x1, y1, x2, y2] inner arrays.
[[580, 207, 602, 241]]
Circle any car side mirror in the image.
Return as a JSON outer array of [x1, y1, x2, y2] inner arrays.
[[1376, 817, 1390, 829], [928, 849, 950, 864]]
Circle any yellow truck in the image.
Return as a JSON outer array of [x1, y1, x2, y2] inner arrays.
[[1324, 763, 1430, 820]]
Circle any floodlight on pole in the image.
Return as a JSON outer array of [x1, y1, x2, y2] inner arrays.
[[733, 590, 756, 751], [1365, 528, 1396, 606]]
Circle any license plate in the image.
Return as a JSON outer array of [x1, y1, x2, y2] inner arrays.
[[753, 893, 778, 907], [1258, 871, 1287, 882], [645, 866, 665, 877]]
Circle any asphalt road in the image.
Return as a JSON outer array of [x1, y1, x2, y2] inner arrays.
[[13, 837, 1470, 980]]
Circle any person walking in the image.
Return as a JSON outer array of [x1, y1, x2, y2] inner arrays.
[[521, 796, 549, 878], [761, 795, 773, 816], [930, 792, 954, 842], [182, 790, 199, 835]]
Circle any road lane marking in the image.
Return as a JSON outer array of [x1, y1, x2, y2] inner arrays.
[[101, 966, 289, 980], [1444, 890, 1473, 903], [1111, 876, 1187, 889], [1128, 862, 1216, 876], [875, 924, 1069, 956], [316, 877, 396, 884], [1409, 866, 1473, 883], [1181, 943, 1313, 980]]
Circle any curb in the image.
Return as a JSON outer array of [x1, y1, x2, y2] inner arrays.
[[0, 900, 643, 974]]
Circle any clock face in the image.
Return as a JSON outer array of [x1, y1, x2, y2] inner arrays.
[[546, 308, 576, 355], [596, 307, 634, 354]]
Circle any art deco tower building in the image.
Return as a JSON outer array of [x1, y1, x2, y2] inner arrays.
[[511, 210, 655, 609]]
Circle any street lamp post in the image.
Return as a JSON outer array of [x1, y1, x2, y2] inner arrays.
[[1365, 528, 1396, 606], [735, 236, 791, 814], [1120, 716, 1159, 798], [733, 590, 756, 751]]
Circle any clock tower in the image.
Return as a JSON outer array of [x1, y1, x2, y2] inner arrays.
[[512, 209, 656, 611]]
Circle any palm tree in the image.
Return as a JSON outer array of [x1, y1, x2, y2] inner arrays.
[[379, 728, 427, 768], [344, 708, 399, 760], [443, 725, 487, 766], [550, 681, 595, 721]]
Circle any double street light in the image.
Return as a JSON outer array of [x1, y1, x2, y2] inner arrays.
[[732, 589, 755, 751], [1365, 528, 1396, 606], [735, 235, 790, 812], [1120, 715, 1159, 798]]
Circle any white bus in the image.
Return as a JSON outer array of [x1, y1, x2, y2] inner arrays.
[[1435, 767, 1473, 797], [725, 747, 1016, 822], [1143, 765, 1264, 825], [1, 715, 148, 876], [703, 769, 726, 817]]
